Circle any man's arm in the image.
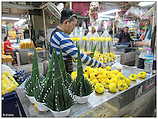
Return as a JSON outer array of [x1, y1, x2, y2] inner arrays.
[[60, 38, 106, 67], [128, 33, 133, 42]]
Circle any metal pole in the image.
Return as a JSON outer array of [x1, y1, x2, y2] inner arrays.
[[43, 9, 47, 49], [69, 2, 72, 9], [152, 6, 155, 30], [112, 20, 115, 45]]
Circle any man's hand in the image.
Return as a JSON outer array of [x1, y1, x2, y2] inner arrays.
[[135, 41, 150, 47], [101, 62, 115, 68]]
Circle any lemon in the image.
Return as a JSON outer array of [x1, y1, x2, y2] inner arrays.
[[95, 83, 105, 94]]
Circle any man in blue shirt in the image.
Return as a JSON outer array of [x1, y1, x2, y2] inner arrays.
[[117, 27, 132, 44], [49, 9, 108, 74]]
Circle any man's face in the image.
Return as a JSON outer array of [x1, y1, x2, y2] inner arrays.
[[91, 27, 96, 34], [124, 28, 128, 33], [65, 18, 78, 34]]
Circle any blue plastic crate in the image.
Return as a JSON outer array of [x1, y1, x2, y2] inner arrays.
[[2, 91, 26, 117]]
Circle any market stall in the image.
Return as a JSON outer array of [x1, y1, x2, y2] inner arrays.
[[1, 1, 156, 117], [16, 65, 156, 117]]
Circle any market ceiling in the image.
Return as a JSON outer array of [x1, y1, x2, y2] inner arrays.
[[2, 2, 155, 19]]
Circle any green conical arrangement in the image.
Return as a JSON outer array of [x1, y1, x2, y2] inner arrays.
[[34, 50, 55, 103], [25, 49, 40, 96], [59, 50, 73, 89], [70, 44, 93, 97], [45, 48, 73, 111]]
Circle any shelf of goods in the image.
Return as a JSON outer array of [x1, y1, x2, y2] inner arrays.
[[70, 37, 113, 53], [2, 55, 13, 66], [16, 65, 156, 117], [2, 55, 13, 63]]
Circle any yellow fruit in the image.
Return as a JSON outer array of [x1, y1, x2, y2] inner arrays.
[[109, 83, 117, 93], [137, 72, 147, 79], [129, 74, 137, 81], [95, 83, 105, 94]]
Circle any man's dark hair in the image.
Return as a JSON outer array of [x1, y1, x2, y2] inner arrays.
[[4, 36, 8, 41], [124, 26, 129, 29], [60, 8, 77, 23]]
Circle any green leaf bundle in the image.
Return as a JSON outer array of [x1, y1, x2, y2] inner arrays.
[[25, 49, 40, 96], [70, 44, 93, 97], [45, 48, 73, 111]]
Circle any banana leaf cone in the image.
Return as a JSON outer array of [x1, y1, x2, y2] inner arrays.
[[34, 50, 56, 103], [25, 48, 40, 97], [70, 44, 93, 97], [45, 48, 73, 111], [59, 50, 73, 89]]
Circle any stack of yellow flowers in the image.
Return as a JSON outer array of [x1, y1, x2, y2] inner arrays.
[[2, 55, 13, 63], [70, 37, 112, 42], [20, 41, 34, 49], [93, 52, 116, 63], [2, 72, 19, 95], [71, 66, 147, 94]]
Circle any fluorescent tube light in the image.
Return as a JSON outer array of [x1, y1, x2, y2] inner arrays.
[[138, 2, 155, 7], [100, 9, 121, 15], [2, 17, 20, 20], [14, 19, 26, 26]]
